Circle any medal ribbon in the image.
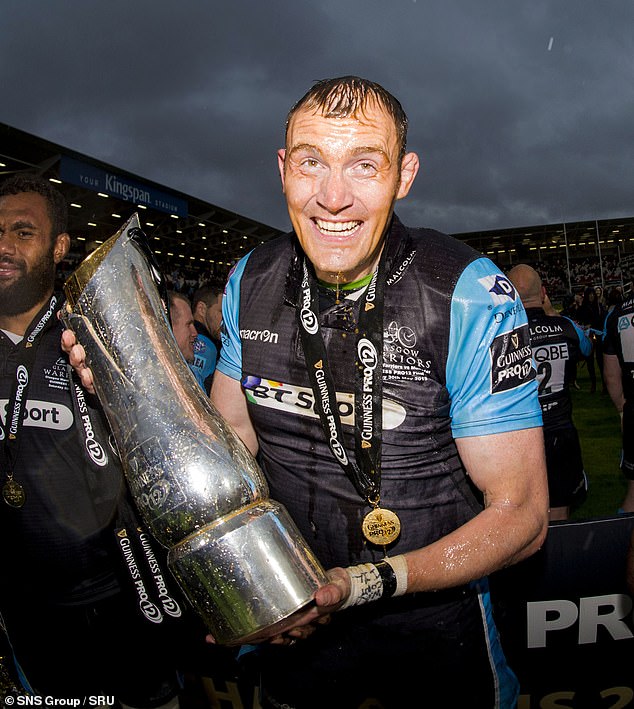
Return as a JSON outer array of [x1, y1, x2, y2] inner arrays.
[[296, 253, 386, 506], [1, 295, 59, 483]]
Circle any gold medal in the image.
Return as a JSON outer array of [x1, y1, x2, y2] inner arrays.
[[362, 507, 401, 546], [2, 479, 26, 508]]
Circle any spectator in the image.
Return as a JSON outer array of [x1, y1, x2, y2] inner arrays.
[[577, 286, 606, 393]]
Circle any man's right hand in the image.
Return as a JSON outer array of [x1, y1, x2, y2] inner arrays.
[[61, 329, 96, 394], [204, 567, 351, 648]]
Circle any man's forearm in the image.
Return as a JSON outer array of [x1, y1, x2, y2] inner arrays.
[[402, 501, 547, 594]]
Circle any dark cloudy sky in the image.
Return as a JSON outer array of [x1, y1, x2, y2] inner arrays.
[[2, 0, 633, 234]]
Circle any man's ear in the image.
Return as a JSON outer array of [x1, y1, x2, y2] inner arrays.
[[53, 233, 70, 264], [193, 300, 207, 321], [396, 152, 420, 200], [277, 149, 287, 192]]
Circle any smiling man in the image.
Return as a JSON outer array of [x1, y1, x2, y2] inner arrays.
[[67, 77, 548, 709], [278, 87, 417, 287], [208, 76, 548, 708]]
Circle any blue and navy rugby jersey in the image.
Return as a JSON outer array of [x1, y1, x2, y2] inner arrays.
[[0, 316, 122, 604], [524, 307, 590, 429], [604, 294, 634, 402], [217, 216, 542, 569], [189, 328, 217, 393]]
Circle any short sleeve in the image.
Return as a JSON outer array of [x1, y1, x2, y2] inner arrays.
[[447, 258, 542, 437], [216, 253, 252, 381], [603, 309, 619, 356]]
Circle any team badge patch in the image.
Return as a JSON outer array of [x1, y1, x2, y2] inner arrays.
[[479, 274, 517, 305], [490, 324, 535, 393]]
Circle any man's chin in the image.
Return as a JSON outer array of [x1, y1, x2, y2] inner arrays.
[[0, 281, 50, 318], [313, 262, 366, 285]]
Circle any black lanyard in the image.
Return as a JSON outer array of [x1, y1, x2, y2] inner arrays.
[[1, 295, 58, 477], [296, 252, 387, 506]]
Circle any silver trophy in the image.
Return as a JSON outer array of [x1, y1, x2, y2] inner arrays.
[[63, 214, 328, 644]]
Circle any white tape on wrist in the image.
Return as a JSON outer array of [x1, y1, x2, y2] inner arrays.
[[340, 556, 409, 610], [384, 554, 408, 597], [340, 563, 383, 609]]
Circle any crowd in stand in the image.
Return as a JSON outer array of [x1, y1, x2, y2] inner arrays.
[[165, 267, 228, 299], [529, 254, 623, 298]]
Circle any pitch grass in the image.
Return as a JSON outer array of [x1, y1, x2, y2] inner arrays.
[[568, 361, 626, 519]]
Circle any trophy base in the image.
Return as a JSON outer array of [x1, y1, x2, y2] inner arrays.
[[168, 499, 328, 645]]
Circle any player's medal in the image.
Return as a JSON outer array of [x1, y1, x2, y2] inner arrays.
[[2, 477, 26, 508], [297, 237, 409, 551], [0, 297, 58, 512], [362, 505, 401, 546]]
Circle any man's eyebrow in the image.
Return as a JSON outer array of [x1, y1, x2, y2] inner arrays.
[[10, 219, 38, 230], [287, 143, 323, 159], [287, 144, 389, 160], [349, 146, 390, 160]]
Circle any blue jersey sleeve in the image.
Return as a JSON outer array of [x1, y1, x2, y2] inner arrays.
[[216, 253, 251, 381], [564, 316, 592, 357], [447, 259, 542, 437]]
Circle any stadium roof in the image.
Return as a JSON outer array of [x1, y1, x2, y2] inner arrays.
[[2, 121, 634, 280], [454, 216, 634, 268], [0, 122, 283, 282]]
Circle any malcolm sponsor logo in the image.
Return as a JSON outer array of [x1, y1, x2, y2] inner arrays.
[[387, 250, 417, 286], [532, 323, 564, 335]]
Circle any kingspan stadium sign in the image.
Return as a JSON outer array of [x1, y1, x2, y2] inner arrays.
[[60, 156, 188, 217]]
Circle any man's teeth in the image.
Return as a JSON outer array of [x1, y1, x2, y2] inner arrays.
[[314, 219, 361, 236]]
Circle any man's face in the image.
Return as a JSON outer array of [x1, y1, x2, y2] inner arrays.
[[0, 192, 69, 317], [205, 295, 223, 340], [170, 297, 197, 363], [278, 102, 418, 284]]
